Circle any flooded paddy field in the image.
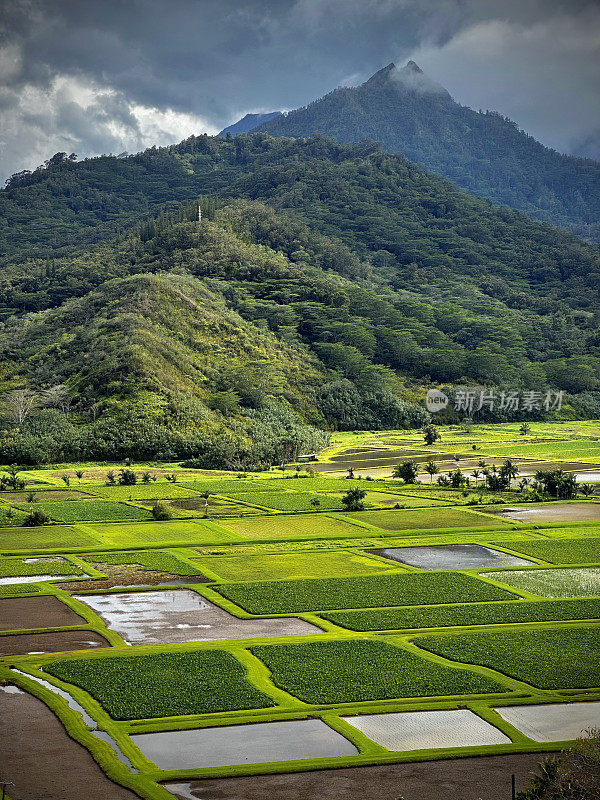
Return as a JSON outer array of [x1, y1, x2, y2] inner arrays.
[[0, 573, 74, 585], [73, 589, 321, 644], [0, 685, 138, 800], [163, 752, 550, 800], [0, 595, 86, 630], [372, 544, 532, 571], [133, 719, 358, 770], [0, 629, 109, 655], [482, 566, 600, 597], [496, 701, 600, 742], [496, 503, 600, 523], [341, 709, 510, 750]]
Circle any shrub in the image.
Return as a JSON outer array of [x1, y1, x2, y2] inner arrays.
[[118, 468, 137, 485], [341, 487, 366, 511], [24, 509, 51, 526], [393, 461, 420, 483], [151, 500, 172, 520]]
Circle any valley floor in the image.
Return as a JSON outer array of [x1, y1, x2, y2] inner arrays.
[[1, 420, 599, 800]]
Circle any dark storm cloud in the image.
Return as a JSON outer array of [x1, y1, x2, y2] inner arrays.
[[1, 0, 600, 180]]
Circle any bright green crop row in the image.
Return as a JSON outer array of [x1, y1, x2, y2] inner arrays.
[[500, 538, 600, 565], [215, 572, 516, 614], [322, 598, 600, 631], [417, 626, 600, 689], [14, 500, 150, 523], [44, 650, 275, 720], [250, 639, 503, 703]]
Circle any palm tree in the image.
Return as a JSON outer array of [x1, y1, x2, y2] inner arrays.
[[579, 483, 595, 498], [201, 491, 211, 517], [502, 459, 520, 488], [478, 459, 487, 470], [424, 460, 439, 483]]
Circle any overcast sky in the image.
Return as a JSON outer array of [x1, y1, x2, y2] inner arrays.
[[1, 0, 599, 182]]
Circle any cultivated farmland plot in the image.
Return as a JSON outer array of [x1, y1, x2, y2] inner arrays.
[[1, 420, 599, 798]]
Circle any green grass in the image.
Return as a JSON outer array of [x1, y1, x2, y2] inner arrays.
[[89, 483, 205, 500], [179, 479, 279, 495], [499, 538, 600, 565], [169, 497, 259, 517], [393, 487, 515, 504], [222, 491, 345, 512], [84, 549, 202, 576], [221, 514, 364, 541], [0, 525, 99, 551], [88, 520, 237, 546], [14, 500, 150, 522], [0, 557, 81, 578], [0, 583, 40, 595], [475, 440, 600, 462], [2, 489, 91, 502], [0, 505, 28, 527], [482, 567, 600, 598], [417, 627, 600, 690], [250, 640, 503, 703], [215, 572, 517, 614], [322, 598, 600, 631], [196, 550, 401, 581], [345, 507, 507, 531], [44, 650, 276, 720]]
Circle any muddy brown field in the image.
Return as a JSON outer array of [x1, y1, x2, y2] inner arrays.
[[165, 752, 551, 800], [0, 629, 110, 655], [0, 595, 86, 630], [0, 687, 138, 800]]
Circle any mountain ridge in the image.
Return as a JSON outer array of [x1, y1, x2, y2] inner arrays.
[[256, 62, 600, 240]]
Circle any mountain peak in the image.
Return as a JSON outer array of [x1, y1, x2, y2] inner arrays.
[[362, 61, 449, 98], [390, 61, 451, 98], [402, 60, 423, 74], [363, 62, 397, 87]]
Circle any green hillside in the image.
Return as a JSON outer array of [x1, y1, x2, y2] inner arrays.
[[1, 133, 600, 464], [259, 62, 600, 241]]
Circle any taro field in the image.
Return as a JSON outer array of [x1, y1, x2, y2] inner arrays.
[[1, 420, 600, 800]]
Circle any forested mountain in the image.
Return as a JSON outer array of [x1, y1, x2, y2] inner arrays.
[[219, 112, 281, 137], [1, 133, 599, 464], [257, 62, 600, 241]]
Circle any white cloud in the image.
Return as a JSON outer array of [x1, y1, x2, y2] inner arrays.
[[0, 74, 218, 181]]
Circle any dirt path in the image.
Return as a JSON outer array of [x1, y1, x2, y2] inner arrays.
[[165, 752, 551, 800], [0, 686, 139, 800]]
